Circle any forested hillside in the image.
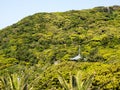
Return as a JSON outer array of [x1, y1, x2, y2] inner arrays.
[[0, 6, 120, 90]]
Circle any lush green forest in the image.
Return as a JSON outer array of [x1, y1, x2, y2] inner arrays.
[[0, 6, 120, 90]]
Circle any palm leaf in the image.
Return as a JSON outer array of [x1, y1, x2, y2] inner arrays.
[[58, 71, 94, 90], [0, 76, 9, 90], [76, 71, 85, 90], [70, 75, 77, 90], [58, 72, 69, 90], [83, 75, 94, 90]]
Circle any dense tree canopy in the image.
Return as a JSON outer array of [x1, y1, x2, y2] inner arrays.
[[0, 6, 120, 89]]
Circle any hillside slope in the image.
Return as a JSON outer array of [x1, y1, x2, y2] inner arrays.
[[0, 6, 120, 89], [0, 6, 120, 66]]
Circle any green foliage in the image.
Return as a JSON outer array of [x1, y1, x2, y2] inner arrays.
[[0, 73, 30, 90], [58, 71, 94, 90], [33, 61, 120, 90], [0, 5, 120, 90], [0, 6, 120, 65], [0, 65, 46, 90]]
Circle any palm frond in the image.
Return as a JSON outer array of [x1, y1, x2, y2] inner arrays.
[[83, 75, 94, 90], [58, 72, 69, 90], [58, 71, 94, 90]]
